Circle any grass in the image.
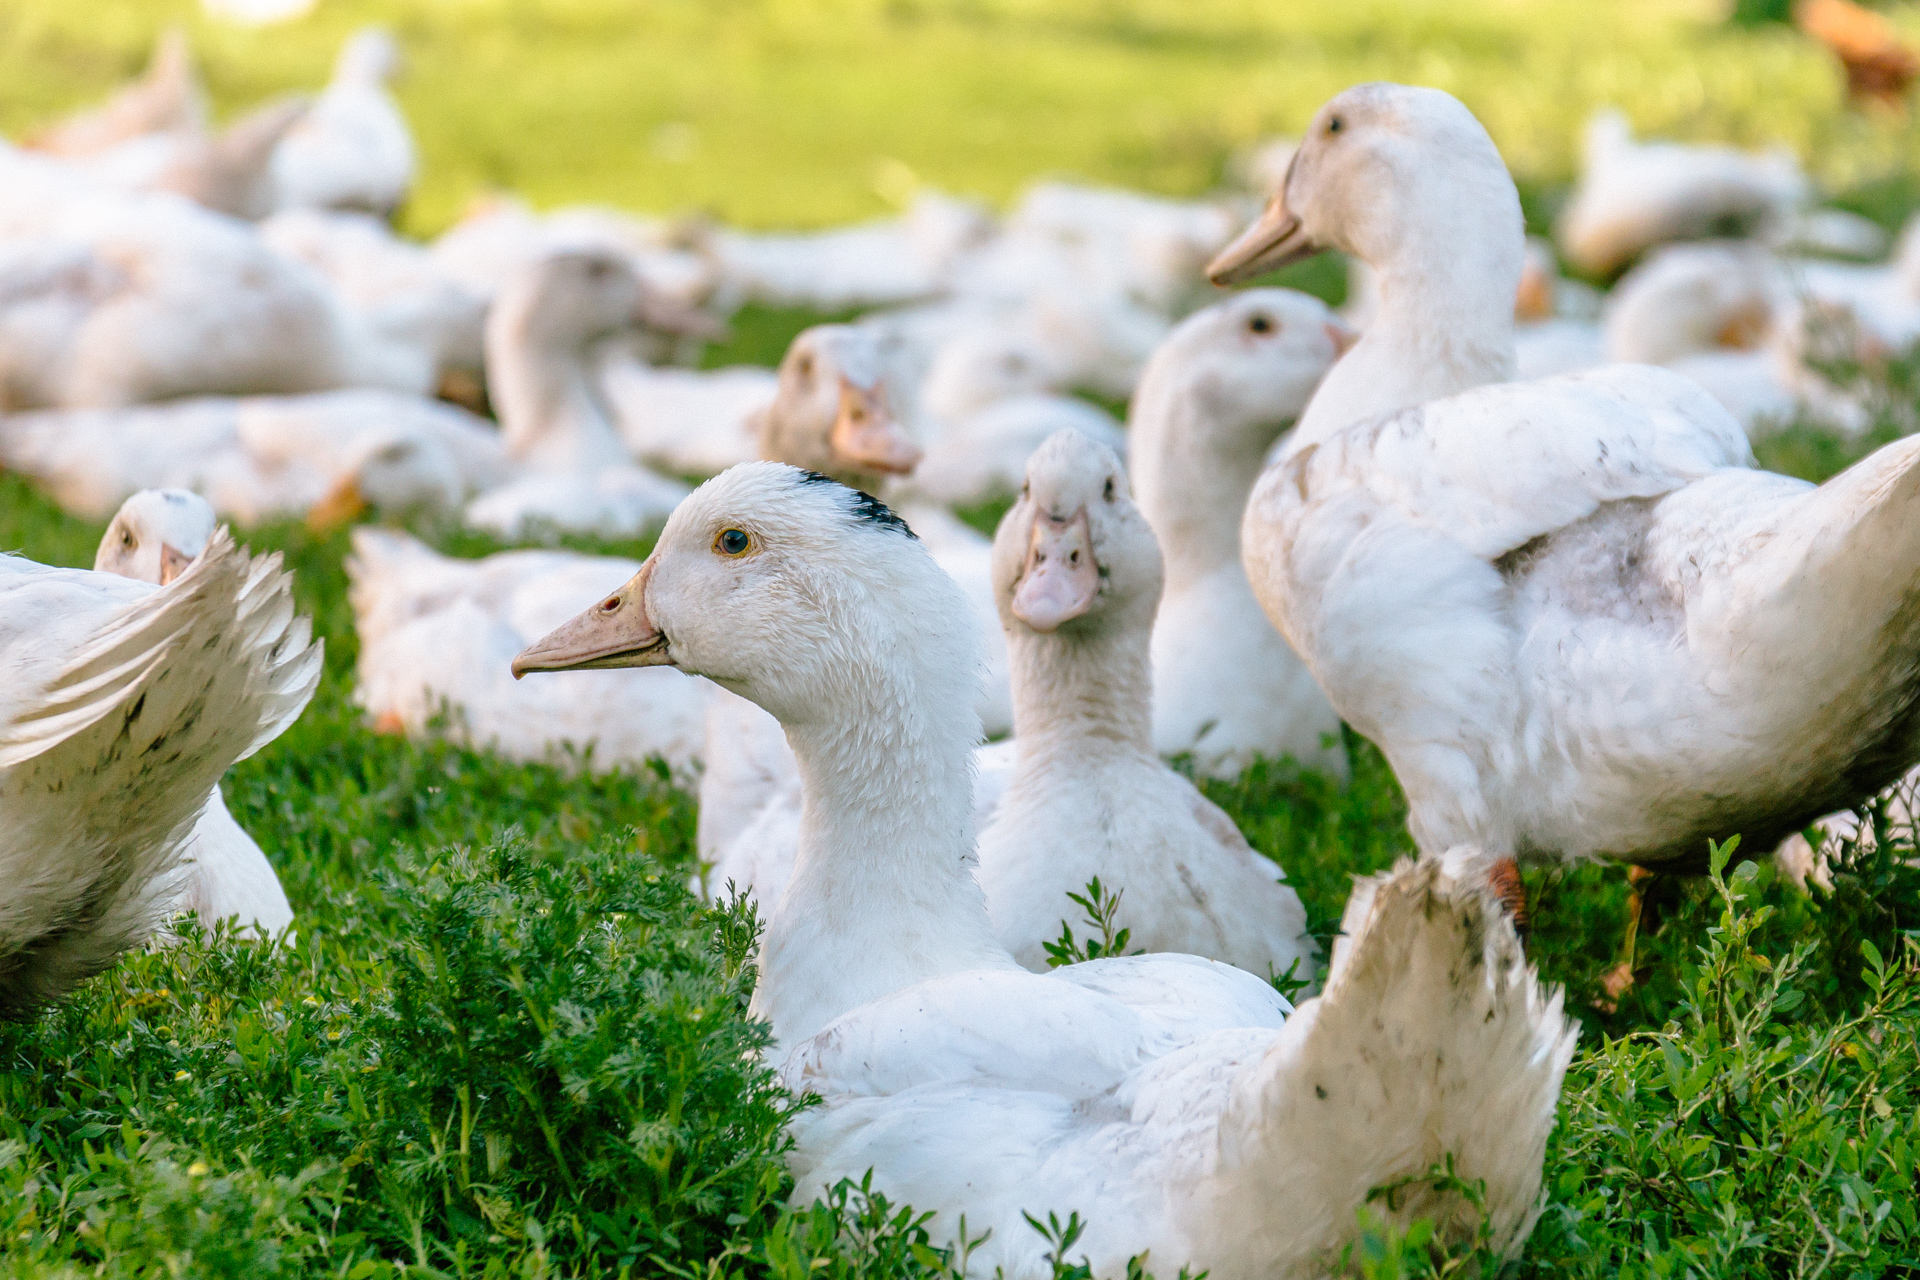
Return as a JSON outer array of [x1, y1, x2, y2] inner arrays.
[[3, 308, 1920, 1275], [6, 0, 1920, 1272], [6, 0, 1920, 237]]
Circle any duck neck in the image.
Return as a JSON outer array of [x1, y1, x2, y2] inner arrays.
[[754, 658, 1014, 1048], [1007, 612, 1155, 769], [1129, 371, 1276, 587], [1292, 229, 1522, 449], [489, 321, 629, 473]]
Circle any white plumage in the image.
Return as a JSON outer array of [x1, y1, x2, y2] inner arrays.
[[1216, 82, 1920, 872], [0, 522, 319, 1013], [1128, 289, 1349, 781], [511, 462, 1575, 1280]]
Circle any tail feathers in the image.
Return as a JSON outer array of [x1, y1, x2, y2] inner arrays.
[[1197, 855, 1576, 1275], [1722, 434, 1920, 719], [0, 530, 321, 1015]]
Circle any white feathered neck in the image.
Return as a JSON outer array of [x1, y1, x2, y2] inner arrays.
[[1288, 88, 1525, 448], [487, 265, 631, 475], [694, 474, 1017, 1048]]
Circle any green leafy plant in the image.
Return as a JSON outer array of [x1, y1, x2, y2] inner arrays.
[[1042, 878, 1140, 967]]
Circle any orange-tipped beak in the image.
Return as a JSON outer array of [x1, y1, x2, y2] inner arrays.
[[1208, 184, 1320, 286], [1011, 507, 1098, 632], [307, 475, 369, 534], [830, 377, 922, 476], [511, 561, 671, 677], [157, 543, 194, 587]]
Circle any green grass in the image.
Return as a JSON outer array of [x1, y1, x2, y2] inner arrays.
[[7, 0, 1920, 236]]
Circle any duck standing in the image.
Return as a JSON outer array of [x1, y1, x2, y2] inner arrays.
[[1208, 82, 1920, 880]]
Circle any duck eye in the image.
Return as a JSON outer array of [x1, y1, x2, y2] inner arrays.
[[795, 355, 814, 379], [717, 528, 752, 556], [1327, 116, 1344, 135], [120, 529, 135, 549], [1103, 477, 1115, 501], [1247, 314, 1274, 335]]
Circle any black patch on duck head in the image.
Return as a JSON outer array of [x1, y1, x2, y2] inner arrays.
[[794, 470, 917, 540]]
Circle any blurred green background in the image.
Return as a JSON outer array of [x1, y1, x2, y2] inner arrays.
[[5, 0, 1920, 236]]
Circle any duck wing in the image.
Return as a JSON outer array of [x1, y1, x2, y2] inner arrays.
[[0, 532, 319, 1013]]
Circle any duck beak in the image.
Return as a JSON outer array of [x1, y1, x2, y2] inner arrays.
[[157, 543, 194, 587], [1011, 506, 1098, 632], [511, 561, 671, 677], [1514, 262, 1555, 323], [1208, 184, 1319, 286], [637, 292, 729, 341], [830, 377, 923, 476], [307, 475, 369, 533]]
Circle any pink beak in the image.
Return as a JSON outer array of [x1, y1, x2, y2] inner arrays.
[[1011, 507, 1098, 632]]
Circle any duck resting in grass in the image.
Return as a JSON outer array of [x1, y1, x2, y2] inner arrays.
[[975, 429, 1318, 980], [93, 489, 300, 937], [510, 461, 1575, 1280]]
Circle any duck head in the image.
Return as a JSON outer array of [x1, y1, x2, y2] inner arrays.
[[491, 249, 723, 362], [757, 324, 924, 489], [513, 462, 977, 729], [1141, 288, 1352, 438], [94, 488, 216, 585], [993, 429, 1162, 637], [1207, 83, 1520, 287]]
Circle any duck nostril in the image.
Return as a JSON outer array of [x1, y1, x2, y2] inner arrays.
[[600, 596, 620, 612]]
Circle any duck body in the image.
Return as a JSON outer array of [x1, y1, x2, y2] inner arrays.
[[94, 489, 296, 937], [1253, 362, 1920, 865], [270, 29, 415, 217], [0, 180, 397, 409], [511, 463, 1575, 1280], [0, 526, 318, 1012], [0, 389, 506, 525], [348, 529, 706, 772]]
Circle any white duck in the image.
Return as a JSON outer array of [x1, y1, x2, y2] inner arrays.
[[906, 324, 1128, 509], [511, 462, 1575, 1280], [0, 388, 508, 528], [694, 324, 1013, 885], [1209, 82, 1920, 875], [1128, 289, 1349, 781], [27, 30, 206, 157], [977, 430, 1317, 978], [351, 322, 927, 773], [260, 207, 488, 392], [462, 250, 716, 541], [0, 521, 319, 1013], [0, 180, 426, 408], [271, 29, 415, 217], [93, 491, 297, 935], [1556, 109, 1808, 278]]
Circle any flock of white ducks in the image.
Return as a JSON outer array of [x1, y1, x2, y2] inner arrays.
[[511, 464, 1574, 1278], [14, 29, 1920, 1273]]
